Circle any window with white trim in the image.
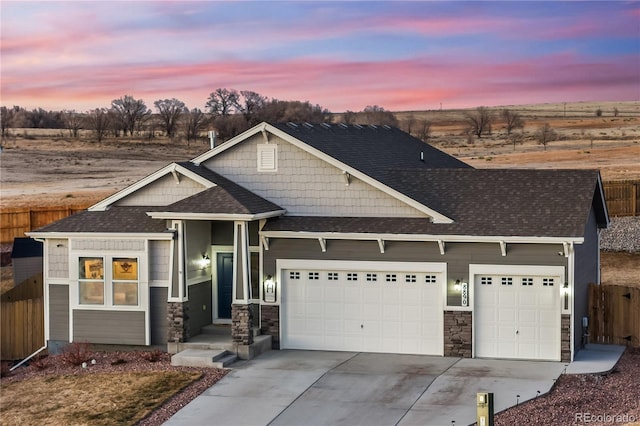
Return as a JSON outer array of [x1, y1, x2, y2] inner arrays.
[[327, 272, 339, 280], [308, 272, 319, 280], [543, 278, 555, 286], [347, 273, 358, 281], [385, 274, 397, 282], [480, 276, 492, 285], [79, 257, 104, 304], [289, 271, 300, 280], [366, 273, 377, 282], [425, 275, 437, 284], [112, 258, 138, 306], [78, 256, 139, 307]]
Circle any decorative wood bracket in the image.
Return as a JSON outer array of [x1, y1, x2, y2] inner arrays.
[[318, 238, 327, 252], [499, 241, 507, 257], [437, 240, 445, 255], [377, 239, 385, 254]]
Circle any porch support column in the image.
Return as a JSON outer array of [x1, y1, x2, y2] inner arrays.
[[231, 221, 253, 345]]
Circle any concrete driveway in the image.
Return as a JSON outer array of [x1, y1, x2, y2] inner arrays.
[[165, 350, 566, 426]]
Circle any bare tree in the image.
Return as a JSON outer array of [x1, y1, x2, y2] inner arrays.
[[342, 110, 357, 124], [1, 106, 15, 137], [535, 123, 557, 151], [255, 99, 330, 124], [62, 109, 83, 138], [86, 108, 111, 144], [205, 88, 240, 117], [501, 109, 524, 135], [154, 98, 186, 139], [362, 105, 398, 126], [613, 107, 619, 117], [595, 108, 603, 117], [184, 108, 208, 145], [508, 131, 524, 152], [110, 95, 151, 136], [416, 119, 432, 142], [238, 91, 267, 125], [465, 106, 492, 138]]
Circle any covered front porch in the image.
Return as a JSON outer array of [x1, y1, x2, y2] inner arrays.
[[149, 200, 284, 359]]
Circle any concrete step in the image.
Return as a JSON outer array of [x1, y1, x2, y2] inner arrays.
[[171, 349, 237, 368], [252, 326, 261, 338]]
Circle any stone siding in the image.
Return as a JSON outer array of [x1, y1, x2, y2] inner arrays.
[[444, 311, 472, 358], [260, 305, 280, 349], [167, 301, 190, 343], [561, 314, 571, 362], [232, 304, 253, 345]]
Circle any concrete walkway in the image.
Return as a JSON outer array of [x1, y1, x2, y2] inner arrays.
[[565, 344, 626, 375]]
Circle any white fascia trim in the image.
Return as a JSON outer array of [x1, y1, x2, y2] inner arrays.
[[192, 123, 267, 165], [191, 122, 453, 223], [147, 210, 286, 221], [264, 124, 454, 223], [89, 163, 216, 211], [26, 231, 175, 240], [260, 230, 585, 245]]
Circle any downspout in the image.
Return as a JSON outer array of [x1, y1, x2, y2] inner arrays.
[[10, 345, 47, 372], [11, 237, 48, 371]]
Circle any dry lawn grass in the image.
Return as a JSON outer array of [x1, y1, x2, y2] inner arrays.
[[0, 370, 201, 425]]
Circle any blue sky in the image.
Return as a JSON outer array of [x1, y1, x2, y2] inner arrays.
[[1, 1, 638, 112]]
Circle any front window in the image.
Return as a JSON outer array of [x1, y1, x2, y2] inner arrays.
[[78, 256, 139, 307], [112, 258, 138, 306], [79, 257, 104, 304]]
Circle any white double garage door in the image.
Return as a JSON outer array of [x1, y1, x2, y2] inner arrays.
[[280, 261, 563, 360], [280, 260, 445, 356]]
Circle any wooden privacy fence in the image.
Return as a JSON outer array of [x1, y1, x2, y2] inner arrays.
[[603, 180, 640, 217], [1, 274, 44, 360], [0, 205, 90, 244], [589, 284, 640, 347]]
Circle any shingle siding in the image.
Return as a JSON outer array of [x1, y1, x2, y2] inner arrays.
[[149, 240, 171, 282], [47, 239, 68, 279], [202, 134, 425, 217], [71, 239, 145, 251]]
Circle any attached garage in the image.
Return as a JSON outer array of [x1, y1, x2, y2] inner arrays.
[[279, 260, 445, 355], [472, 265, 564, 361]]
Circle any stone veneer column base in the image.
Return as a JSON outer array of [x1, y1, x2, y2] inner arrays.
[[444, 311, 472, 358], [232, 304, 254, 345], [561, 314, 571, 362], [260, 305, 280, 349], [167, 301, 190, 343]]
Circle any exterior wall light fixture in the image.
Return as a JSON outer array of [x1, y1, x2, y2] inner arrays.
[[264, 275, 277, 303], [198, 254, 211, 269]]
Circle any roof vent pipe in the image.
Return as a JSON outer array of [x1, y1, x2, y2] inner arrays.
[[208, 130, 216, 149], [420, 151, 424, 162]]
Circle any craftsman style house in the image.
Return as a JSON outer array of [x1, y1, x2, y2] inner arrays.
[[29, 122, 608, 362]]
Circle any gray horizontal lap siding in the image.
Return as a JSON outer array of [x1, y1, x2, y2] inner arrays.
[[573, 207, 599, 352], [73, 310, 145, 345], [150, 288, 168, 345], [49, 284, 69, 341], [263, 238, 568, 280]]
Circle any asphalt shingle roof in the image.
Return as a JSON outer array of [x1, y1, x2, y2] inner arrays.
[[269, 122, 472, 182], [32, 206, 169, 234], [263, 169, 603, 238], [162, 162, 283, 214]]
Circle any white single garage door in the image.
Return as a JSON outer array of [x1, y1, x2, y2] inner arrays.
[[280, 261, 445, 355], [474, 266, 563, 361]]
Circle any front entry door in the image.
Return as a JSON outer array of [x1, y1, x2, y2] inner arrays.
[[217, 253, 234, 319]]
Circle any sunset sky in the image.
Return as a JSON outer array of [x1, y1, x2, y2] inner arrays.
[[1, 1, 638, 113]]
